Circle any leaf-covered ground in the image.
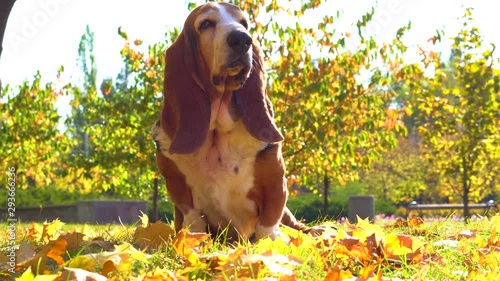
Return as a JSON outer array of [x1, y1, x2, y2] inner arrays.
[[1, 214, 500, 280]]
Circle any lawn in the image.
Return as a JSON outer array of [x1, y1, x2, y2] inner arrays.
[[1, 213, 500, 280]]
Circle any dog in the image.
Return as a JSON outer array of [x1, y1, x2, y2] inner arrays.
[[153, 2, 310, 241]]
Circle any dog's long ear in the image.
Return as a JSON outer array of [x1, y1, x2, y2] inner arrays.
[[235, 42, 283, 143], [161, 28, 211, 154]]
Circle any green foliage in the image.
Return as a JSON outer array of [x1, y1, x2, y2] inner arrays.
[[1, 2, 498, 223], [374, 200, 398, 216], [65, 27, 167, 198], [0, 185, 100, 207], [149, 199, 175, 222], [0, 70, 72, 188], [256, 3, 409, 188], [399, 9, 500, 217], [287, 193, 323, 222], [287, 182, 367, 221], [360, 136, 443, 205]]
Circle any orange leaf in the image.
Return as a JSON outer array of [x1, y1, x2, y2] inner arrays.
[[289, 235, 303, 247], [324, 265, 353, 281], [47, 239, 67, 265], [359, 264, 377, 278], [173, 229, 210, 257], [101, 260, 118, 277], [408, 217, 424, 227]]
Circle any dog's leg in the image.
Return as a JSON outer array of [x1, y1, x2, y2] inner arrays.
[[248, 143, 287, 240], [156, 149, 199, 233]]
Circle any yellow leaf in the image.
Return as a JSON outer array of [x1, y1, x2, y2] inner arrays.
[[15, 267, 35, 281], [68, 255, 96, 272], [359, 264, 377, 278], [186, 253, 200, 267], [42, 219, 65, 243], [139, 212, 149, 228], [357, 217, 386, 241]]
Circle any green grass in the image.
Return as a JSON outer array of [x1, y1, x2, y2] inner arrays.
[[2, 215, 500, 280]]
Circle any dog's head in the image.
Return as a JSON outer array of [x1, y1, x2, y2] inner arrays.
[[162, 2, 283, 154]]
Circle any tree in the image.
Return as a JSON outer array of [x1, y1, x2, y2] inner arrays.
[[234, 1, 409, 213], [0, 0, 16, 58], [65, 27, 168, 198], [1, 70, 71, 188], [67, 26, 97, 161], [403, 9, 500, 218], [360, 134, 443, 205]]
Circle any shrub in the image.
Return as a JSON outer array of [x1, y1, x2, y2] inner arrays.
[[148, 199, 175, 222], [287, 181, 398, 222]]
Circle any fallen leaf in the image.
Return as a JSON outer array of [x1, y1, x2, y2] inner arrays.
[[47, 239, 67, 265], [383, 233, 425, 263], [101, 260, 117, 278], [458, 230, 475, 239], [324, 265, 353, 281], [67, 255, 97, 272], [59, 232, 85, 250], [433, 239, 459, 249], [57, 267, 107, 281], [17, 242, 37, 264], [14, 267, 58, 281], [86, 239, 115, 252], [21, 239, 67, 274], [139, 212, 149, 228], [408, 217, 425, 227], [133, 221, 175, 250], [241, 250, 303, 276], [173, 229, 211, 257], [42, 219, 65, 244]]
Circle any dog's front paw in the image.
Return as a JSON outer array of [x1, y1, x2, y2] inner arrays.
[[255, 223, 281, 240], [182, 209, 207, 233]]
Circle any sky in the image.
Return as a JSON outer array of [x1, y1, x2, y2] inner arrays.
[[0, 0, 499, 89]]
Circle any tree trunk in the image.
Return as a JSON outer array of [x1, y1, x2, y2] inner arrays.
[[462, 154, 471, 222], [463, 186, 470, 222], [323, 174, 329, 217], [0, 0, 16, 58], [152, 175, 159, 222]]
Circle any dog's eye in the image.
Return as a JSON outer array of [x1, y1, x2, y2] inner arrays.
[[199, 19, 215, 31], [240, 20, 249, 29]]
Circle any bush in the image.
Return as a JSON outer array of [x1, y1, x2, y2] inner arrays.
[[288, 182, 362, 222], [287, 193, 324, 223], [148, 199, 175, 222], [375, 200, 398, 216], [287, 181, 398, 222], [0, 185, 101, 207]]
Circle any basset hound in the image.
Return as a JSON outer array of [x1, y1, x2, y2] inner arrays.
[[153, 2, 310, 241]]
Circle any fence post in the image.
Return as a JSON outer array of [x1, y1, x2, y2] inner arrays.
[[348, 196, 375, 223]]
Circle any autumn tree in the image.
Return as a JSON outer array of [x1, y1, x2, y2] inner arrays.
[[402, 9, 500, 218], [0, 70, 71, 188], [230, 1, 409, 214], [360, 135, 442, 205], [67, 26, 97, 162], [65, 27, 167, 198]]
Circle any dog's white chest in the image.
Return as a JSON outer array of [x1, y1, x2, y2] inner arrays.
[[155, 116, 265, 238]]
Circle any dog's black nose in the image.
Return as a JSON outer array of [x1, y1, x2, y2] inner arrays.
[[227, 31, 252, 54]]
